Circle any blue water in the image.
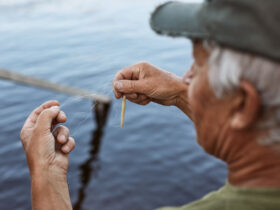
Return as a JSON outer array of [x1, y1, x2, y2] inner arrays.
[[0, 0, 226, 209]]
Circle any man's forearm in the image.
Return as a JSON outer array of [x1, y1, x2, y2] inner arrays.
[[31, 171, 72, 210]]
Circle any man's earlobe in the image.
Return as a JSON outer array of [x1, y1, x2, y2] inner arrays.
[[230, 80, 260, 130]]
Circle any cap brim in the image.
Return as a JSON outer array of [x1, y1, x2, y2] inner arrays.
[[150, 1, 208, 39]]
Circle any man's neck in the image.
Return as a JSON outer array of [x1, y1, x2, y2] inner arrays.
[[217, 130, 280, 188]]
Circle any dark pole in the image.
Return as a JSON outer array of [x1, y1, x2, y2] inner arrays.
[[73, 101, 111, 210]]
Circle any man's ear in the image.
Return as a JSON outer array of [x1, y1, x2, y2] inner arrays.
[[230, 80, 260, 130]]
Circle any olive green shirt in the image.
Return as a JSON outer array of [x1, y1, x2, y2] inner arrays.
[[158, 182, 280, 210]]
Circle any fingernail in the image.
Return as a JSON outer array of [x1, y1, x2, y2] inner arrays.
[[115, 81, 123, 90], [59, 135, 66, 143], [50, 106, 60, 111], [63, 145, 70, 152]]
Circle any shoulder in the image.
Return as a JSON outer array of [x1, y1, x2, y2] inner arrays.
[[156, 183, 280, 210], [157, 190, 224, 210]]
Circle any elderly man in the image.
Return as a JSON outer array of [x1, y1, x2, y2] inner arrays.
[[113, 0, 280, 209], [20, 0, 280, 209]]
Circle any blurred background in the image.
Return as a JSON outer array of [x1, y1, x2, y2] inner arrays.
[[0, 0, 227, 209]]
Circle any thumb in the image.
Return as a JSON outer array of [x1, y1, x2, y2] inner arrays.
[[36, 106, 60, 132], [114, 80, 143, 94]]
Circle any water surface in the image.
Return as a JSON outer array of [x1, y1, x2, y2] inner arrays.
[[0, 1, 226, 209]]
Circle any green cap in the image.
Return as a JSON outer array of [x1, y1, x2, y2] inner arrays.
[[150, 0, 280, 61]]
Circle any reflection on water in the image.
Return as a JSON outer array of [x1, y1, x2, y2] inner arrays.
[[0, 0, 226, 209], [74, 102, 111, 210]]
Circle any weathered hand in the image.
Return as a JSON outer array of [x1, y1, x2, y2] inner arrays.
[[113, 62, 188, 106], [20, 100, 76, 177]]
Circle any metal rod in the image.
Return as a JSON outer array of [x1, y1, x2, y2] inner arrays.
[[0, 68, 111, 104]]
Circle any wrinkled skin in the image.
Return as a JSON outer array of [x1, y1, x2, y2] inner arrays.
[[20, 100, 75, 210], [113, 41, 280, 188]]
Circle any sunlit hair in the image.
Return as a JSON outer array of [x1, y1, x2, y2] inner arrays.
[[204, 41, 280, 145]]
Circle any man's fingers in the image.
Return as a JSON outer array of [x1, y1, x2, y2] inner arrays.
[[126, 94, 148, 102], [53, 125, 70, 144], [137, 94, 148, 101], [35, 106, 60, 133], [114, 64, 141, 82], [56, 111, 67, 123], [61, 137, 76, 154], [128, 96, 151, 106], [22, 100, 59, 130], [113, 87, 122, 99], [114, 80, 143, 94], [139, 99, 150, 106], [125, 93, 138, 100], [113, 63, 145, 99], [51, 110, 67, 130]]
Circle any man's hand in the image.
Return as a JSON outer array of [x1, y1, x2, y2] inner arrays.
[[20, 100, 75, 176], [113, 62, 190, 115], [20, 100, 75, 210]]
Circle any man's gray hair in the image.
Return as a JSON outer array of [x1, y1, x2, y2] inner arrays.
[[205, 42, 280, 145]]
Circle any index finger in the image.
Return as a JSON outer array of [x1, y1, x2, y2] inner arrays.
[[51, 110, 67, 131], [114, 64, 141, 82], [22, 100, 60, 130], [113, 64, 141, 98]]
